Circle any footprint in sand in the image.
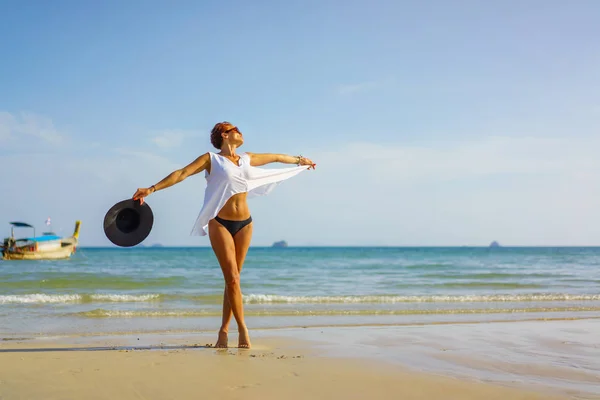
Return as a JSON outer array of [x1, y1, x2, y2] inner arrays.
[[229, 383, 261, 390]]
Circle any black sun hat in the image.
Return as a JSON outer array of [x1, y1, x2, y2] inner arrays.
[[103, 199, 154, 247]]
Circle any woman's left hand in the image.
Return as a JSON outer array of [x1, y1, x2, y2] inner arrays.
[[299, 156, 316, 170]]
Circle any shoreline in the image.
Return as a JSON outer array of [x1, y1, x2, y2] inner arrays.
[[3, 312, 600, 341], [2, 319, 599, 399], [0, 340, 571, 400], [3, 314, 600, 339]]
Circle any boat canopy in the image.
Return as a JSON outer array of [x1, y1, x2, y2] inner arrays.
[[26, 235, 62, 242], [9, 222, 34, 228]]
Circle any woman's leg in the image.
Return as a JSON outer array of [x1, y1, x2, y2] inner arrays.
[[217, 222, 253, 346], [232, 222, 253, 348], [215, 288, 231, 348], [209, 219, 253, 348]]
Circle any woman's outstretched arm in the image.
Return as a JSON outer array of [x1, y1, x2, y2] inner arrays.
[[247, 153, 316, 169], [132, 152, 211, 204]]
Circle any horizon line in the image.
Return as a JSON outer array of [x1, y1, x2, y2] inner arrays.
[[78, 245, 600, 249]]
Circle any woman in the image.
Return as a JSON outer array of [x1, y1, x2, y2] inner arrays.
[[132, 122, 316, 349]]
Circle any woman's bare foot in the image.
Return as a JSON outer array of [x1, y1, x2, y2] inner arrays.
[[215, 330, 228, 348], [238, 326, 251, 349]]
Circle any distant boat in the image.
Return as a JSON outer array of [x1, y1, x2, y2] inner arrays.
[[272, 240, 288, 248], [1, 221, 81, 260]]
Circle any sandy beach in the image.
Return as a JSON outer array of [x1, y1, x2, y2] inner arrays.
[[0, 338, 564, 400], [2, 319, 599, 400]]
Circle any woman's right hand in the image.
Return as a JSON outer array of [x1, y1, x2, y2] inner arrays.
[[132, 187, 153, 205]]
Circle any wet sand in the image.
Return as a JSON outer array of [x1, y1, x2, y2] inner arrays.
[[1, 319, 599, 400]]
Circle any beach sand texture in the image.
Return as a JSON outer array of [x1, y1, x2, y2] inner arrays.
[[0, 338, 569, 400], [2, 320, 599, 400]]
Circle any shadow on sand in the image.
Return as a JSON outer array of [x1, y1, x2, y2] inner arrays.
[[0, 344, 213, 353]]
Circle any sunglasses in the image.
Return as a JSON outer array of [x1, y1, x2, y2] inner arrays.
[[224, 126, 241, 134]]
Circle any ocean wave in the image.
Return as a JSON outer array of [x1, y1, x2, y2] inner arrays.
[[73, 306, 600, 318], [3, 292, 600, 305], [76, 309, 214, 318], [0, 294, 81, 304], [89, 294, 161, 302], [242, 293, 600, 303], [421, 272, 565, 279], [0, 293, 161, 304], [430, 282, 544, 289], [0, 275, 186, 290]]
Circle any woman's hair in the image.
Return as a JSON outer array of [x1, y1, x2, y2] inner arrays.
[[210, 121, 231, 149]]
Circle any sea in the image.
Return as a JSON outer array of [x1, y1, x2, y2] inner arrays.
[[1, 247, 600, 338]]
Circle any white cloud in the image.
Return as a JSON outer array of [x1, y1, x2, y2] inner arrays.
[[254, 135, 600, 246], [321, 136, 599, 182], [337, 81, 380, 95], [336, 77, 394, 96], [114, 147, 176, 163], [150, 130, 198, 149], [0, 112, 12, 141], [0, 111, 64, 145]]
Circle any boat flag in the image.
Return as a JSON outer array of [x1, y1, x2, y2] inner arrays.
[[45, 217, 51, 226]]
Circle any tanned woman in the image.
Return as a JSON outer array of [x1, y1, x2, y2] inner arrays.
[[133, 122, 315, 348]]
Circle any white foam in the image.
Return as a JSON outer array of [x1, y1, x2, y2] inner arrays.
[[243, 293, 600, 304], [79, 309, 211, 317], [0, 294, 82, 304], [89, 294, 161, 302], [0, 293, 161, 304]]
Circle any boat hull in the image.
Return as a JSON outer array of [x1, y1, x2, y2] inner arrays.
[[2, 221, 80, 261], [2, 241, 77, 260]]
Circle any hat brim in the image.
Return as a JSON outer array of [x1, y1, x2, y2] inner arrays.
[[103, 199, 154, 247]]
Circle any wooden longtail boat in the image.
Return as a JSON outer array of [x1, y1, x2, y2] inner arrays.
[[1, 221, 81, 260]]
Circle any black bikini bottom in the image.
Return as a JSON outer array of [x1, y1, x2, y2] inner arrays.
[[214, 215, 253, 237]]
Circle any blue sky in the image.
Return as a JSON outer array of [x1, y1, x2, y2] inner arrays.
[[1, 0, 599, 246]]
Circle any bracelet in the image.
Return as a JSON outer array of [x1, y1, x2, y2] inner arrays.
[[296, 155, 302, 165], [151, 185, 156, 193]]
